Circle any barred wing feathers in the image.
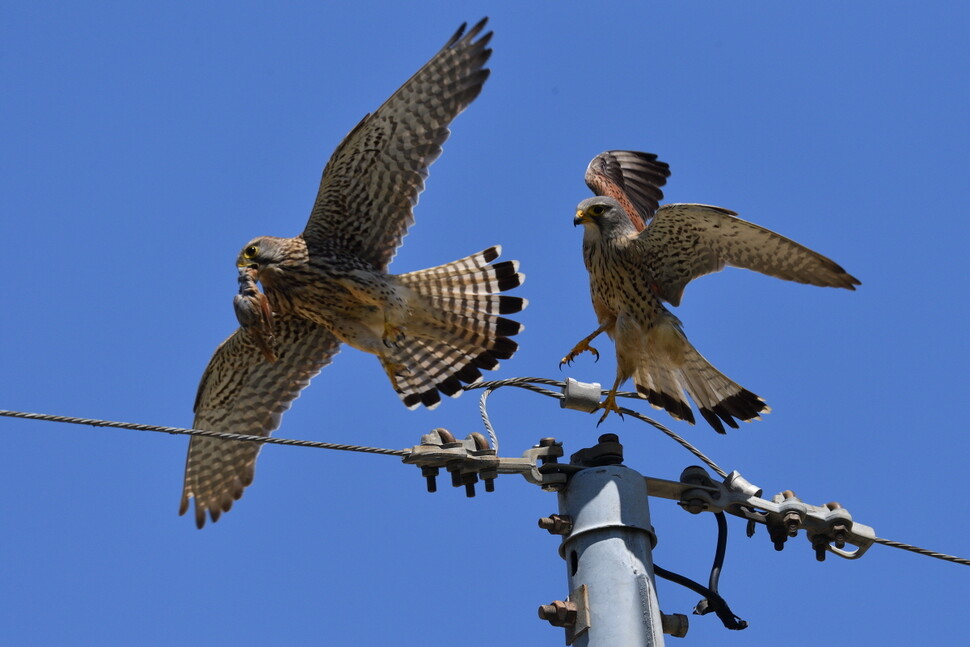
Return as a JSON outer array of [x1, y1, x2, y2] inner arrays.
[[181, 316, 340, 528], [304, 19, 492, 269]]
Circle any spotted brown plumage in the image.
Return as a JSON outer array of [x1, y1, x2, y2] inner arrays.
[[182, 19, 526, 528], [565, 150, 860, 432]]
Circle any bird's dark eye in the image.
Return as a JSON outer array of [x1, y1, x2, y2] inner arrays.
[[244, 245, 259, 259], [590, 204, 606, 216]]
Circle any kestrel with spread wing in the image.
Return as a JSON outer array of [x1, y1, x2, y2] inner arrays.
[[565, 150, 859, 432], [181, 19, 527, 527]]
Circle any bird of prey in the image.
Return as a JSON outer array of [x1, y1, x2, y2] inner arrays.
[[181, 19, 526, 527], [565, 150, 859, 432]]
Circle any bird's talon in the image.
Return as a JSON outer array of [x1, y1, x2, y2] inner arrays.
[[595, 391, 624, 425], [382, 321, 406, 348], [561, 339, 600, 367]]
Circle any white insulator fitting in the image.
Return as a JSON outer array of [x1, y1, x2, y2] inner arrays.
[[560, 378, 603, 413]]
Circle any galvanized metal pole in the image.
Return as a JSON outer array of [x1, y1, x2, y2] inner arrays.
[[555, 460, 665, 646]]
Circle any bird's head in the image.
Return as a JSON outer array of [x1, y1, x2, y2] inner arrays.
[[574, 197, 635, 238], [236, 236, 290, 283]]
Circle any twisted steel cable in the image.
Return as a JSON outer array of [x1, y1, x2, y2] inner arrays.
[[0, 409, 408, 456], [4, 388, 969, 567]]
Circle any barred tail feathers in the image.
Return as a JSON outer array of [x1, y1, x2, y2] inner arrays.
[[391, 246, 526, 408], [632, 317, 768, 433]]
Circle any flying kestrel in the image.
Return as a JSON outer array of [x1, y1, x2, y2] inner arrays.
[[181, 19, 526, 527], [565, 150, 859, 432]]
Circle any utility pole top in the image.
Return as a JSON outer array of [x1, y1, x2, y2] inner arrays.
[[539, 435, 669, 646], [402, 426, 882, 643]]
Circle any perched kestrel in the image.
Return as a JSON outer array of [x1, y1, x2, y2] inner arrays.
[[565, 150, 859, 432], [181, 19, 527, 527]]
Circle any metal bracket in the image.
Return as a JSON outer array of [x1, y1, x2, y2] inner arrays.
[[565, 584, 591, 645], [644, 466, 876, 561], [538, 584, 590, 645], [403, 429, 568, 494], [405, 431, 877, 561]]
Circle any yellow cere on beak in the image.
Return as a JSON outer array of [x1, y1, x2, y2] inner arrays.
[[574, 209, 588, 226]]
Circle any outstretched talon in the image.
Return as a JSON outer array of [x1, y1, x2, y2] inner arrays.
[[382, 321, 406, 348], [559, 339, 600, 368], [559, 322, 611, 369], [596, 390, 624, 426]]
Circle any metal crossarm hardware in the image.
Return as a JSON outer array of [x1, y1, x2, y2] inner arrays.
[[645, 466, 876, 561], [402, 429, 569, 494]]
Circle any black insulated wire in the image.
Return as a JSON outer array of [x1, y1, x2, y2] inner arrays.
[[653, 564, 748, 631]]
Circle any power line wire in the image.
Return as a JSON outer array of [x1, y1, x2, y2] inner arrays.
[[871, 536, 970, 567], [3, 390, 969, 567], [0, 409, 408, 457]]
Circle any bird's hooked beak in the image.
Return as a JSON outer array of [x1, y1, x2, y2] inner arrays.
[[574, 208, 591, 227]]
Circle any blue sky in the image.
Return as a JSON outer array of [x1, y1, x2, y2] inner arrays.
[[2, 2, 968, 645]]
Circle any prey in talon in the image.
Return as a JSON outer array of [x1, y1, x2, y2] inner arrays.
[[233, 265, 277, 363]]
